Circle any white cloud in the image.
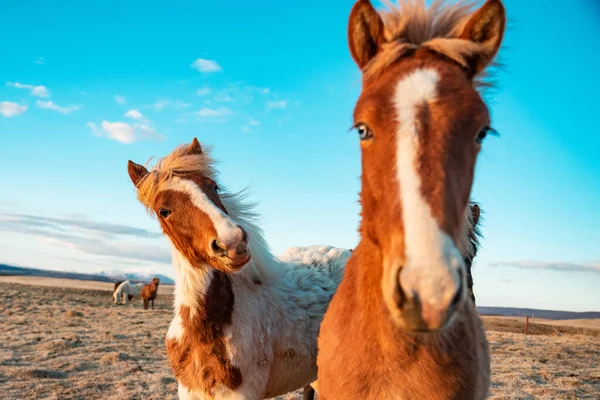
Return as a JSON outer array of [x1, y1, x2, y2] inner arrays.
[[191, 58, 222, 73], [490, 261, 600, 274], [36, 100, 81, 114], [114, 95, 126, 105], [174, 100, 190, 108], [214, 90, 233, 103], [124, 109, 144, 120], [196, 88, 211, 96], [143, 99, 170, 110], [34, 57, 45, 65], [267, 100, 287, 110], [0, 101, 27, 117], [241, 118, 260, 133], [7, 82, 49, 98], [196, 107, 233, 118], [87, 120, 163, 144]]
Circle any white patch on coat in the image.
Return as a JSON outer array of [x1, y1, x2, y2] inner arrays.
[[393, 68, 463, 307], [164, 177, 241, 246]]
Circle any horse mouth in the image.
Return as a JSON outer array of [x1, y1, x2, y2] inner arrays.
[[229, 254, 252, 270]]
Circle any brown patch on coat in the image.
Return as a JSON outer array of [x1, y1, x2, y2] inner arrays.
[[165, 271, 242, 396]]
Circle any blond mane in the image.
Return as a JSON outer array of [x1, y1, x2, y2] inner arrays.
[[365, 0, 494, 86], [135, 144, 218, 213]]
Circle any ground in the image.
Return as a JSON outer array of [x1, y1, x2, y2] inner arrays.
[[0, 277, 598, 399]]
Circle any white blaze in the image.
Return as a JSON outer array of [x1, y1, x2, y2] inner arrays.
[[164, 177, 241, 245], [393, 68, 463, 307]]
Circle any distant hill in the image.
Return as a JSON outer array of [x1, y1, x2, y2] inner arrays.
[[1, 264, 598, 318], [0, 264, 174, 285], [477, 306, 600, 320]]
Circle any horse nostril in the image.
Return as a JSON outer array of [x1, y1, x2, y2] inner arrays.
[[451, 270, 464, 308], [393, 267, 406, 308], [211, 240, 227, 256], [238, 226, 248, 242]]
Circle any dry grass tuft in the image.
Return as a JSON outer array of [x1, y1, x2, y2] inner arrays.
[[65, 310, 83, 318]]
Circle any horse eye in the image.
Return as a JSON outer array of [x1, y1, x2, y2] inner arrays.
[[355, 123, 373, 141], [476, 126, 490, 144], [159, 208, 171, 218], [214, 185, 220, 193]]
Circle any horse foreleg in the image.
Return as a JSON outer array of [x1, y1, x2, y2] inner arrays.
[[151, 299, 154, 310]]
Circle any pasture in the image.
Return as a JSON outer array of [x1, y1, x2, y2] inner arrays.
[[0, 278, 598, 399]]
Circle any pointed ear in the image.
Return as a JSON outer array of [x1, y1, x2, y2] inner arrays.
[[348, 0, 385, 70], [458, 0, 506, 74], [187, 137, 203, 155], [470, 203, 481, 226], [127, 160, 149, 188]]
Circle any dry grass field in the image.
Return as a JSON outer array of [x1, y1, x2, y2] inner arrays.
[[0, 278, 598, 399]]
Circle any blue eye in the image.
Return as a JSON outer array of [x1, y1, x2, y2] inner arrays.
[[355, 123, 373, 141]]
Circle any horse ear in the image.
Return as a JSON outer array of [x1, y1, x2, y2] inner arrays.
[[187, 137, 203, 155], [470, 203, 481, 226], [348, 0, 385, 70], [458, 0, 506, 74], [127, 160, 149, 188]]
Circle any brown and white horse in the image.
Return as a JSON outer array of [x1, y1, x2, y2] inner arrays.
[[317, 0, 505, 399], [127, 138, 350, 399]]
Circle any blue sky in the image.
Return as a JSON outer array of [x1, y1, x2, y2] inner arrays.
[[1, 0, 598, 312]]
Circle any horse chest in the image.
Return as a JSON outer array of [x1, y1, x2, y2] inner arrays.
[[166, 330, 242, 397]]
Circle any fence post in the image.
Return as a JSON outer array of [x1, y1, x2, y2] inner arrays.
[[525, 315, 529, 335]]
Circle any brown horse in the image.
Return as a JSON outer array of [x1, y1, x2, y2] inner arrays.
[[317, 0, 505, 399], [141, 277, 160, 310]]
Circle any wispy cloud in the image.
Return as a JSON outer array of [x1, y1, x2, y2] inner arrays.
[[0, 212, 161, 239], [7, 82, 49, 98], [87, 120, 163, 144], [124, 109, 145, 121], [0, 212, 169, 265], [490, 261, 600, 274], [196, 88, 211, 96], [0, 101, 27, 117], [36, 100, 81, 114], [267, 100, 287, 110], [241, 117, 260, 133], [34, 57, 45, 65], [174, 100, 190, 109], [144, 99, 170, 111], [191, 58, 222, 73], [114, 95, 127, 105], [214, 90, 233, 103], [195, 107, 233, 118]]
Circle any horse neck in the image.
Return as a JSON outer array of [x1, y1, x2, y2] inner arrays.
[[171, 249, 215, 314]]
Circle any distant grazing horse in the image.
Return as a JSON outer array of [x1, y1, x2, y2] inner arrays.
[[317, 0, 505, 399], [113, 280, 144, 305], [126, 138, 350, 399], [113, 280, 133, 302], [141, 277, 160, 310]]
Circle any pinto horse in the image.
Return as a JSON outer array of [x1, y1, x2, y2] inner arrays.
[[126, 138, 350, 400], [317, 0, 505, 399]]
